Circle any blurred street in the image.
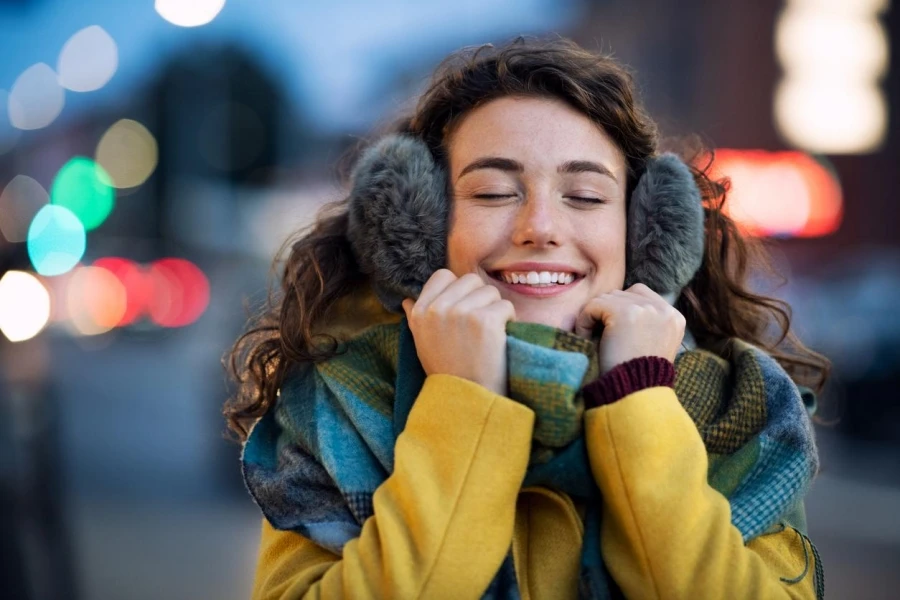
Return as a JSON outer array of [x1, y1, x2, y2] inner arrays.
[[2, 1, 899, 598]]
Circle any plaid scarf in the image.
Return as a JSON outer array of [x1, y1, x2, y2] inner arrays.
[[242, 320, 820, 598]]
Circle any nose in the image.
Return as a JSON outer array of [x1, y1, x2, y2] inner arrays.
[[511, 193, 559, 247]]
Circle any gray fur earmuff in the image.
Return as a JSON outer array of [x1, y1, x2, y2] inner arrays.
[[347, 134, 704, 313]]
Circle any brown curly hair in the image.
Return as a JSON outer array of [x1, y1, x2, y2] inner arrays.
[[224, 37, 831, 441]]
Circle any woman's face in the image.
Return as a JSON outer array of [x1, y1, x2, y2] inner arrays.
[[446, 95, 628, 333]]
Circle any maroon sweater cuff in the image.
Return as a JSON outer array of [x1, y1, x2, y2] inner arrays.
[[582, 356, 675, 409]]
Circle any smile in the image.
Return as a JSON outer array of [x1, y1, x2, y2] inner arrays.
[[494, 270, 577, 286]]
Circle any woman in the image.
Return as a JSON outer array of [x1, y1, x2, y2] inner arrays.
[[227, 38, 830, 599]]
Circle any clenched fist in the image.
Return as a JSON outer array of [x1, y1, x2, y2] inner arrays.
[[402, 269, 516, 396], [574, 283, 686, 375]]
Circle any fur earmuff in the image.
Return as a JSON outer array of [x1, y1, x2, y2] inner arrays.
[[347, 135, 449, 312], [347, 134, 704, 313], [625, 153, 705, 295]]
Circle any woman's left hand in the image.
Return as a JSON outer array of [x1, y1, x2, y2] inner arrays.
[[574, 283, 686, 375]]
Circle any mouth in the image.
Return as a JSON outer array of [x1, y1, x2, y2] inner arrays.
[[488, 269, 585, 288]]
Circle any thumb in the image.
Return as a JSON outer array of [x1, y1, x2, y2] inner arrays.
[[401, 298, 414, 319]]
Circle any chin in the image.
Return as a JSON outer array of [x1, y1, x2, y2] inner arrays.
[[516, 310, 576, 332]]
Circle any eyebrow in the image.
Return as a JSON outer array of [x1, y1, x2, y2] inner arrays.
[[457, 156, 618, 183], [457, 157, 523, 179], [558, 160, 618, 183]]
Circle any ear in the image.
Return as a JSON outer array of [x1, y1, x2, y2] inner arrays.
[[624, 153, 705, 301], [346, 135, 449, 313]]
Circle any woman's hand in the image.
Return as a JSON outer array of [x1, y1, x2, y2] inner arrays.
[[402, 269, 516, 396], [574, 283, 686, 375]]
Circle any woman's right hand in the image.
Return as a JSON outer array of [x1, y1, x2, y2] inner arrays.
[[401, 269, 516, 396]]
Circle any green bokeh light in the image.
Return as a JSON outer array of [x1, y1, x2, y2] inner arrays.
[[50, 157, 115, 231], [27, 205, 86, 276]]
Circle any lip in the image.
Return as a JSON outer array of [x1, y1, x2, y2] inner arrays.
[[491, 262, 584, 275]]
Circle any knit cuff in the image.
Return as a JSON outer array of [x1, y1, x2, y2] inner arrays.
[[583, 356, 675, 409]]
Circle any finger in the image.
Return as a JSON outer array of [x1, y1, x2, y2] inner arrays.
[[574, 294, 624, 338], [451, 283, 502, 313], [413, 269, 458, 310], [402, 298, 414, 319], [623, 283, 670, 308], [427, 272, 490, 312], [485, 298, 516, 324]]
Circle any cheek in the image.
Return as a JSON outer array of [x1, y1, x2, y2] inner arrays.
[[581, 216, 627, 282], [445, 207, 481, 273]]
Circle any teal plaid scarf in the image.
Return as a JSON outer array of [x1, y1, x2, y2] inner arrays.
[[242, 320, 821, 598]]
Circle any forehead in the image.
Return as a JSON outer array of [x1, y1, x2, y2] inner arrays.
[[446, 95, 626, 178]]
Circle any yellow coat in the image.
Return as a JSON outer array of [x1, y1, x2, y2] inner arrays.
[[249, 371, 819, 599]]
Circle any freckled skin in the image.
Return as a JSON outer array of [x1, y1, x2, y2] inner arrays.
[[446, 96, 628, 332]]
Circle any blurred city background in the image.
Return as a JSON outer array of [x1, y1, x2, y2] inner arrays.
[[0, 0, 897, 598]]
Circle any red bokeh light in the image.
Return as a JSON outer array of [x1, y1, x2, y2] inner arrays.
[[147, 258, 210, 328], [91, 256, 209, 328], [709, 149, 843, 238]]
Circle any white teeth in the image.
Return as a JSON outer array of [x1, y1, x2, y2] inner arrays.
[[498, 270, 577, 286]]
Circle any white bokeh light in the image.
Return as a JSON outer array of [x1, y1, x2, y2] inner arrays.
[[57, 25, 119, 92], [0, 175, 49, 243], [788, 0, 890, 14], [155, 0, 227, 27], [776, 9, 889, 81], [775, 79, 887, 154], [0, 271, 51, 342], [8, 63, 65, 130]]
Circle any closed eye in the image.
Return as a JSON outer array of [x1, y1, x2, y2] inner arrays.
[[472, 194, 516, 200], [567, 196, 606, 204]]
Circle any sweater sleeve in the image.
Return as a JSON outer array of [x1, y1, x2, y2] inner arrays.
[[584, 386, 820, 599], [250, 374, 535, 600]]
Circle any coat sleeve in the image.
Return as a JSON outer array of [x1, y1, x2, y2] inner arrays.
[[250, 374, 535, 600], [584, 386, 821, 599]]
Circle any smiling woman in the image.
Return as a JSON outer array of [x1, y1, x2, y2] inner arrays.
[[226, 37, 830, 599], [446, 96, 627, 332]]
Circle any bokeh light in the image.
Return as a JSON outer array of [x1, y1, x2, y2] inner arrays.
[[93, 257, 151, 326], [8, 63, 65, 130], [776, 9, 889, 80], [0, 175, 49, 243], [95, 120, 159, 188], [66, 266, 127, 336], [0, 90, 21, 155], [712, 149, 843, 238], [27, 205, 86, 276], [50, 157, 115, 230], [0, 270, 51, 342], [57, 25, 119, 92], [774, 1, 889, 154], [789, 0, 890, 14], [155, 0, 227, 27], [775, 80, 887, 154], [147, 258, 210, 327]]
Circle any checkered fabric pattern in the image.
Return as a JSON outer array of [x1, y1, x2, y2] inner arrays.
[[242, 320, 818, 600]]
